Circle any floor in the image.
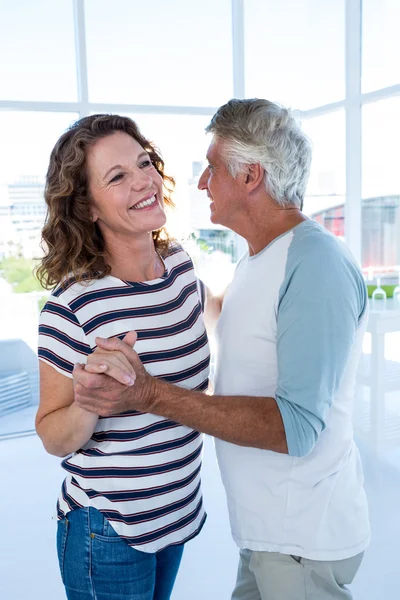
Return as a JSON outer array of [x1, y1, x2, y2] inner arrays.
[[1, 432, 400, 600]]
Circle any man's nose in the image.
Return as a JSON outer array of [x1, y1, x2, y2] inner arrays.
[[198, 167, 208, 191]]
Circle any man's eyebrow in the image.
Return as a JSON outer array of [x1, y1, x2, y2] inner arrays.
[[103, 152, 150, 179]]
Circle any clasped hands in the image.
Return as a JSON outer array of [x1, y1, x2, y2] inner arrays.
[[73, 330, 157, 417]]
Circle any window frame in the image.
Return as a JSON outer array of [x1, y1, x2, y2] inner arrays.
[[1, 0, 400, 439]]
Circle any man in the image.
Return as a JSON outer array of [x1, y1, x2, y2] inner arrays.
[[74, 99, 370, 599]]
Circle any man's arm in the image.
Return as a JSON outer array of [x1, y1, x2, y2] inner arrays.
[[273, 242, 365, 457], [203, 285, 225, 335], [75, 338, 288, 454], [76, 238, 364, 458], [153, 378, 288, 452], [75, 285, 287, 453]]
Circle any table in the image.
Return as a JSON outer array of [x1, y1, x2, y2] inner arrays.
[[363, 299, 400, 453]]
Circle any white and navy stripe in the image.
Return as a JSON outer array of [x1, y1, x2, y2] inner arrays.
[[38, 245, 210, 552]]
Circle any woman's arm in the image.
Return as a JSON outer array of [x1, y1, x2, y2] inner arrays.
[[35, 361, 99, 457]]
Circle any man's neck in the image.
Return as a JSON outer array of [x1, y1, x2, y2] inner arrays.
[[238, 206, 308, 257]]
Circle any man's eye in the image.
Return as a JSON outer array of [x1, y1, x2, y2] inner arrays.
[[110, 173, 124, 183]]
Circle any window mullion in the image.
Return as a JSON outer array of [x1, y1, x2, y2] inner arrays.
[[345, 0, 362, 264], [73, 0, 90, 117]]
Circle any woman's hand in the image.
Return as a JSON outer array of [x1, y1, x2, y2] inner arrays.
[[84, 330, 137, 385], [74, 332, 158, 417]]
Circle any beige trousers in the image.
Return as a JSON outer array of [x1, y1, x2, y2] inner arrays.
[[231, 549, 364, 600]]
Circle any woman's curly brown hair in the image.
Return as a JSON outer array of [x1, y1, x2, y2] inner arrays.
[[36, 114, 175, 289]]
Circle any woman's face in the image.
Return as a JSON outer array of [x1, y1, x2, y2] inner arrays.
[[87, 131, 166, 241]]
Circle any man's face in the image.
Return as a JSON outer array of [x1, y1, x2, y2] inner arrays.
[[198, 137, 244, 228]]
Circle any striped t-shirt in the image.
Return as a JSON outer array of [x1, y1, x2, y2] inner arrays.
[[38, 244, 210, 552]]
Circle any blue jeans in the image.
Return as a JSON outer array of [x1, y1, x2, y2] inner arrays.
[[57, 507, 184, 600]]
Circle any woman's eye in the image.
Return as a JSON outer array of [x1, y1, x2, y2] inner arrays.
[[140, 160, 152, 168], [110, 173, 124, 183]]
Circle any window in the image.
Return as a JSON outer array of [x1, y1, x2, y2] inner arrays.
[[85, 0, 233, 106], [0, 112, 77, 436], [301, 110, 346, 238], [362, 0, 400, 93], [362, 97, 400, 269], [1, 2, 400, 599], [0, 0, 77, 101], [244, 0, 345, 110], [0, 112, 77, 190]]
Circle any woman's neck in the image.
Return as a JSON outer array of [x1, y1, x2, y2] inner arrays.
[[105, 233, 164, 282]]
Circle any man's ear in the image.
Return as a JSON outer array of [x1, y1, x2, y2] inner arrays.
[[244, 163, 264, 191]]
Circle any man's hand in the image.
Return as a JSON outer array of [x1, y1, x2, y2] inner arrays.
[[74, 331, 158, 417]]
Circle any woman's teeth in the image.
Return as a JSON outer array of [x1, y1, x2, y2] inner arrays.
[[132, 195, 156, 210]]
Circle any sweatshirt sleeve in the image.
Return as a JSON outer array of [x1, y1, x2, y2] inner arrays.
[[274, 234, 366, 457]]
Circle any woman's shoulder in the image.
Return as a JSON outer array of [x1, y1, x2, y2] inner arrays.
[[164, 241, 196, 270], [51, 273, 118, 304], [166, 240, 184, 256]]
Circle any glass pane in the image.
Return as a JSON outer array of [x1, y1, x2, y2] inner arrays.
[[362, 0, 400, 93], [0, 112, 78, 437], [0, 0, 77, 102], [362, 98, 400, 272], [85, 0, 233, 106], [301, 110, 346, 239], [244, 0, 345, 110]]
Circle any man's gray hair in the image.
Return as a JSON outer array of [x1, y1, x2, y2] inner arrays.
[[206, 98, 312, 208]]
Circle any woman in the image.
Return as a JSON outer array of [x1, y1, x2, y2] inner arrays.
[[35, 114, 210, 600]]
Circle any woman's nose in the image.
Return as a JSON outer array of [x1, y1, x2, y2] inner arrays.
[[131, 169, 153, 191]]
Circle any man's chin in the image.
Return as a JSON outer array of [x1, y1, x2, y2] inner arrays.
[[209, 210, 220, 225]]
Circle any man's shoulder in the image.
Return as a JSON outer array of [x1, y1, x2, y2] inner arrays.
[[290, 219, 342, 252], [288, 220, 359, 273], [281, 221, 367, 316]]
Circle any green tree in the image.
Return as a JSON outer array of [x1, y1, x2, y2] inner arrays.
[[0, 256, 45, 294]]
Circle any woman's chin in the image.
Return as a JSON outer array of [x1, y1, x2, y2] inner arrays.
[[129, 205, 167, 232], [152, 210, 167, 230]]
